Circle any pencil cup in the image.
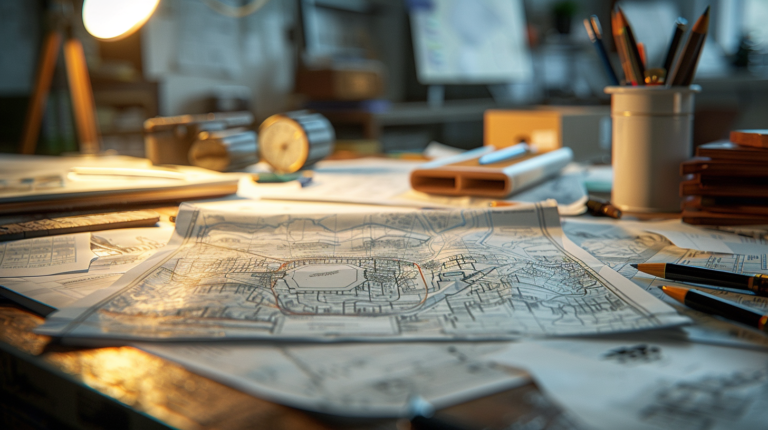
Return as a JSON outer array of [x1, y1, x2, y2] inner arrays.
[[605, 85, 700, 213]]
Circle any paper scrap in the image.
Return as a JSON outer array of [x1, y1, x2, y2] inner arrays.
[[0, 226, 173, 314], [635, 219, 768, 255], [0, 233, 94, 277]]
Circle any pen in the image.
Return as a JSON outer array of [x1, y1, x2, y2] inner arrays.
[[660, 286, 768, 332], [633, 263, 768, 296], [477, 143, 530, 165], [667, 6, 709, 86], [586, 198, 622, 219], [662, 17, 688, 75], [584, 16, 619, 86]]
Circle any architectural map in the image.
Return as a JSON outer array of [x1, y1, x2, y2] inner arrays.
[[36, 203, 686, 341], [563, 219, 768, 348]]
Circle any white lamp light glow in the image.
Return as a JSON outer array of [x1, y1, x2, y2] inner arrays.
[[82, 0, 160, 41]]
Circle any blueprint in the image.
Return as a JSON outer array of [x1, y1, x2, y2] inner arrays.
[[563, 219, 768, 348], [0, 233, 94, 277], [0, 227, 173, 314], [141, 341, 528, 416], [36, 203, 687, 341], [490, 333, 768, 430]]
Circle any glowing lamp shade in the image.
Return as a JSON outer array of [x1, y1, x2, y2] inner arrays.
[[82, 0, 160, 41]]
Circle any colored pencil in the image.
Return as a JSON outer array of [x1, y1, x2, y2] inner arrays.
[[661, 286, 768, 332], [616, 7, 645, 85], [611, 10, 632, 85], [634, 263, 768, 296]]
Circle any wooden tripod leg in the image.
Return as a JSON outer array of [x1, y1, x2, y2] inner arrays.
[[64, 38, 100, 154], [19, 32, 62, 155]]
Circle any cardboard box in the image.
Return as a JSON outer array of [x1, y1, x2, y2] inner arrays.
[[484, 106, 611, 161]]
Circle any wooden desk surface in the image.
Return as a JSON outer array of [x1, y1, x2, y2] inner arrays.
[[0, 303, 581, 429]]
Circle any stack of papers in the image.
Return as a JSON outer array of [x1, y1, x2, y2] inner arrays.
[[0, 154, 241, 215], [1, 226, 173, 315], [2, 155, 768, 426], [241, 158, 589, 215]]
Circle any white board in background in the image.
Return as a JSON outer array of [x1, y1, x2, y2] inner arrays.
[[176, 0, 242, 78], [409, 0, 533, 84]]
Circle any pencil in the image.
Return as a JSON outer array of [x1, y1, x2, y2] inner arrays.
[[662, 17, 688, 75], [611, 10, 631, 85], [668, 6, 710, 86], [633, 263, 768, 296], [660, 286, 768, 332], [616, 7, 645, 85], [584, 16, 619, 86], [618, 26, 642, 85]]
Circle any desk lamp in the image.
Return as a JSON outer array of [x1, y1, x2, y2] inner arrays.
[[20, 0, 159, 155]]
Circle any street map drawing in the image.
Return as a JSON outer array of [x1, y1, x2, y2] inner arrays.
[[563, 219, 768, 348], [36, 203, 686, 341]]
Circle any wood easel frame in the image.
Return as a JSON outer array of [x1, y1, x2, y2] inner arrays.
[[19, 30, 100, 155]]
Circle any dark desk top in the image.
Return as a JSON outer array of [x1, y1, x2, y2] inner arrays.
[[0, 303, 581, 430]]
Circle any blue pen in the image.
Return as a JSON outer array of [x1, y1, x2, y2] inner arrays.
[[584, 16, 620, 86], [477, 143, 530, 165]]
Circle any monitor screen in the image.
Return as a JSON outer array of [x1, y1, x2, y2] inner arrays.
[[408, 0, 533, 85]]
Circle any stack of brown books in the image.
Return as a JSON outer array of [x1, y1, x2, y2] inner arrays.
[[681, 130, 768, 225]]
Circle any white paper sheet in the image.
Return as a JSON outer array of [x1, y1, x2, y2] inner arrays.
[[140, 341, 528, 417], [633, 219, 768, 254], [0, 233, 94, 277], [489, 334, 768, 430]]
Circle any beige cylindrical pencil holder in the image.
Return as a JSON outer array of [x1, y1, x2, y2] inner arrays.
[[605, 85, 700, 213]]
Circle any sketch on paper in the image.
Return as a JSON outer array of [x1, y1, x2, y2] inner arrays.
[[36, 204, 686, 341]]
